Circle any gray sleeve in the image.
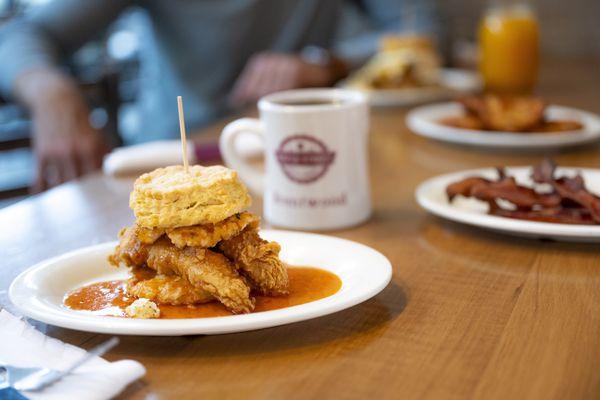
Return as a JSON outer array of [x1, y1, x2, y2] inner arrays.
[[333, 0, 439, 68], [0, 0, 132, 97]]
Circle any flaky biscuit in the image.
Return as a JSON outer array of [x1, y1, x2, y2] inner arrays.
[[130, 165, 251, 228]]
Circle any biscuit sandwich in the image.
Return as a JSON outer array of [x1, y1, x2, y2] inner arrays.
[[109, 164, 289, 318]]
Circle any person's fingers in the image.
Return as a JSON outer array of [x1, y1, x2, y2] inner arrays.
[[96, 137, 110, 168], [78, 132, 108, 175], [43, 157, 63, 188], [61, 153, 78, 182], [33, 156, 49, 194], [77, 140, 95, 175], [230, 68, 249, 99], [54, 157, 69, 185], [231, 53, 307, 104], [239, 61, 265, 102], [272, 58, 295, 92], [80, 146, 101, 175], [73, 150, 86, 177], [254, 57, 280, 98], [230, 56, 262, 105]]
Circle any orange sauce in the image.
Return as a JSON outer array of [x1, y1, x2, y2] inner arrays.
[[63, 267, 342, 319]]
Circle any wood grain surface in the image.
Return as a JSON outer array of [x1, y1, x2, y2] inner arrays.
[[1, 59, 599, 400]]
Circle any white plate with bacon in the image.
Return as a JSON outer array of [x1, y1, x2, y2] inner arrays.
[[9, 230, 392, 336], [416, 161, 600, 242]]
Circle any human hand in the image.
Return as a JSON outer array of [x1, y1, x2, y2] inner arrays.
[[230, 52, 336, 106], [15, 69, 109, 192]]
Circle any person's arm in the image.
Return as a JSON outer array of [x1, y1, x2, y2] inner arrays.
[[229, 51, 343, 107], [0, 0, 131, 191], [333, 0, 439, 68]]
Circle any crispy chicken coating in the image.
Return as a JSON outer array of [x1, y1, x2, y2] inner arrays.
[[165, 212, 259, 249], [108, 226, 149, 268], [459, 94, 545, 132], [110, 227, 254, 313], [219, 228, 289, 296], [146, 238, 254, 313], [134, 224, 165, 244], [127, 267, 213, 306]]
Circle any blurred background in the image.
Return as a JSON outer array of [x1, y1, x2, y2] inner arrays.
[[0, 0, 598, 207]]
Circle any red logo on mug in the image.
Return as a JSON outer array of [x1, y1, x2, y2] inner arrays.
[[275, 134, 335, 184]]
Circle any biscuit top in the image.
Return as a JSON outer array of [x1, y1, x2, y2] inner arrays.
[[134, 165, 237, 194], [130, 165, 251, 228]]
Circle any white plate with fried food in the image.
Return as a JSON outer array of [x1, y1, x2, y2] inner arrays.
[[407, 100, 600, 149], [416, 162, 600, 242], [341, 69, 481, 107], [9, 230, 392, 335]]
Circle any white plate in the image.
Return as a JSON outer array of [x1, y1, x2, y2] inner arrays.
[[407, 102, 600, 149], [340, 69, 481, 107], [416, 167, 600, 242], [9, 230, 392, 336]]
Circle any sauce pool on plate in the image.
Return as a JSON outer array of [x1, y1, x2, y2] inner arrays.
[[64, 267, 342, 319]]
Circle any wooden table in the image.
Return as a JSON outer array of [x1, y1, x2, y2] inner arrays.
[[1, 59, 599, 399]]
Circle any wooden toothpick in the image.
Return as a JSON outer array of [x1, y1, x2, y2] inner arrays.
[[177, 96, 189, 173]]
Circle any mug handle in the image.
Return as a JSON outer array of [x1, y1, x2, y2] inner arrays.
[[219, 118, 265, 195]]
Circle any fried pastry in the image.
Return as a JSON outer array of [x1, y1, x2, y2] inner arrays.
[[130, 165, 251, 228], [219, 228, 289, 296]]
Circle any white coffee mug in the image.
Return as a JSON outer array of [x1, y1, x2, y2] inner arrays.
[[219, 88, 371, 230]]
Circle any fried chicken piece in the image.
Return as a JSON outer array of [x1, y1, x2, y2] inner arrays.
[[108, 226, 149, 268], [135, 224, 165, 244], [109, 227, 254, 313], [439, 115, 485, 130], [166, 212, 259, 249], [532, 120, 583, 133], [459, 94, 545, 132], [219, 228, 289, 296], [146, 238, 254, 313], [127, 267, 213, 306]]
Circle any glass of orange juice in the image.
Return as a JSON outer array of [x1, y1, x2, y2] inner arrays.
[[479, 0, 539, 94]]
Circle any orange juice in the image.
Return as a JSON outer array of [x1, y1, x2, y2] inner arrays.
[[479, 4, 539, 93]]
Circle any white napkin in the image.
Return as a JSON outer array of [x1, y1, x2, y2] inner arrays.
[[102, 140, 195, 176], [102, 135, 263, 176], [0, 310, 145, 400]]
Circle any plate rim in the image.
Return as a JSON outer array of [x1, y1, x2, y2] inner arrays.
[[8, 229, 393, 336], [415, 166, 600, 240], [339, 68, 481, 106], [406, 102, 600, 149]]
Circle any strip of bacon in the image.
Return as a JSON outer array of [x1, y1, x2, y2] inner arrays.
[[446, 159, 600, 225]]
